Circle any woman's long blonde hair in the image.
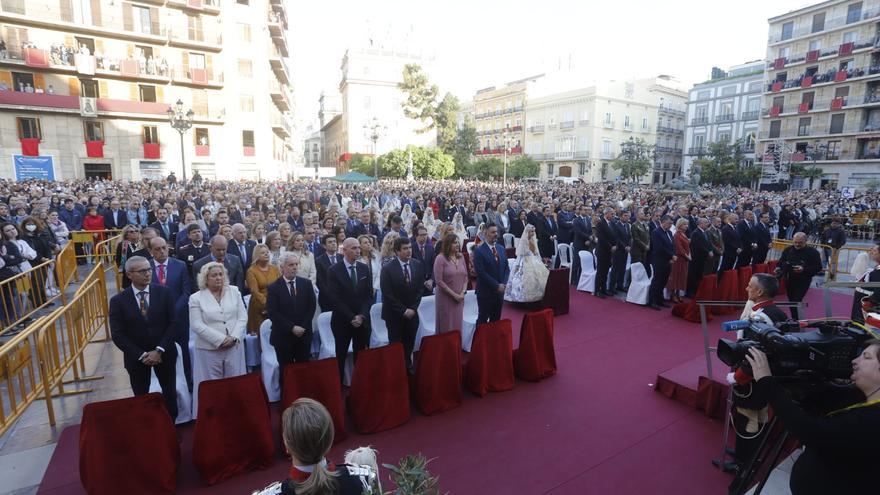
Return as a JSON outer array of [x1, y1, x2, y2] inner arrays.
[[380, 231, 399, 258], [281, 398, 338, 495]]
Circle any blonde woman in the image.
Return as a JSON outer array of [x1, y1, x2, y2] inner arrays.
[[266, 231, 284, 266], [278, 222, 293, 248], [189, 262, 247, 413], [218, 224, 233, 241], [250, 222, 268, 245], [245, 244, 280, 334], [286, 231, 317, 283], [358, 234, 381, 299], [379, 231, 399, 266]]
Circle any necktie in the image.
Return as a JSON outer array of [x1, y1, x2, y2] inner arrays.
[[239, 242, 247, 263], [349, 265, 358, 290], [420, 244, 425, 259], [158, 263, 166, 285], [403, 262, 411, 285], [330, 255, 336, 265], [288, 279, 297, 297], [162, 223, 169, 238], [491, 245, 499, 262], [137, 291, 148, 316]]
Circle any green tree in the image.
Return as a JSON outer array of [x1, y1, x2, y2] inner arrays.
[[507, 155, 539, 179], [610, 138, 653, 183], [375, 146, 455, 179], [435, 93, 460, 153], [792, 163, 824, 189], [398, 64, 460, 151], [469, 157, 503, 180], [451, 121, 478, 177], [348, 153, 375, 176], [692, 139, 754, 186]]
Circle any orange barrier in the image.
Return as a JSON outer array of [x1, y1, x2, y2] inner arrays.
[[0, 260, 62, 335]]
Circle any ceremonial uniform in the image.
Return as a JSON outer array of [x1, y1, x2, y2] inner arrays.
[[251, 463, 377, 495], [851, 263, 880, 323]]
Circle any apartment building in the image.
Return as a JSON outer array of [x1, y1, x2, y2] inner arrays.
[[472, 79, 527, 159], [682, 61, 765, 180], [758, 0, 880, 189], [0, 0, 293, 181]]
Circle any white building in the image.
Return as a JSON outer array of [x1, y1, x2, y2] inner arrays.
[[682, 61, 765, 180]]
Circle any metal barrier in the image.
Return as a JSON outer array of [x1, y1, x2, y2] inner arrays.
[[0, 259, 63, 336], [0, 315, 49, 436], [93, 234, 123, 293], [55, 242, 77, 290], [829, 245, 875, 280], [768, 238, 839, 279], [68, 229, 122, 265]]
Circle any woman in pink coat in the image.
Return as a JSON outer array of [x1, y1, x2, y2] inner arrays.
[[433, 232, 469, 333]]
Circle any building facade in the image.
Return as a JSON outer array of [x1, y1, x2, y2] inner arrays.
[[0, 0, 293, 181], [319, 46, 436, 173], [682, 61, 765, 180], [759, 0, 880, 189], [472, 79, 527, 160]]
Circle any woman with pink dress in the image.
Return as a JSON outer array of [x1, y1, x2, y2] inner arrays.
[[667, 218, 691, 303], [433, 232, 469, 333]]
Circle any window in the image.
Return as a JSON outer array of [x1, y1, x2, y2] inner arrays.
[[718, 131, 731, 143], [84, 121, 104, 142], [75, 36, 95, 54], [138, 85, 156, 102], [694, 135, 705, 148], [840, 59, 854, 72], [769, 120, 781, 139], [236, 0, 249, 4], [238, 23, 251, 42], [781, 21, 793, 41], [12, 72, 34, 93], [240, 94, 254, 112], [242, 130, 255, 148], [719, 102, 733, 117], [805, 65, 819, 77], [829, 113, 845, 134], [132, 5, 151, 35], [812, 12, 825, 33], [696, 90, 710, 100], [808, 39, 821, 51], [238, 59, 253, 78], [143, 125, 159, 144], [624, 115, 631, 128], [80, 79, 99, 98], [190, 52, 205, 71], [772, 96, 785, 108], [642, 116, 649, 129], [603, 112, 612, 124], [695, 105, 708, 118], [721, 85, 737, 96], [842, 31, 857, 44], [826, 140, 841, 159], [602, 139, 611, 154], [17, 117, 41, 140], [194, 128, 209, 146], [835, 86, 850, 99], [546, 163, 554, 176], [847, 2, 862, 24], [797, 117, 811, 136]]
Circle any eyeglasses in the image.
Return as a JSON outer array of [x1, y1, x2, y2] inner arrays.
[[129, 268, 152, 275]]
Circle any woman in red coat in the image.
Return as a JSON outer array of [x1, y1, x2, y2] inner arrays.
[[667, 218, 691, 303], [82, 206, 105, 264]]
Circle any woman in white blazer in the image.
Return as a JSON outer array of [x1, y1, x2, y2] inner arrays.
[[189, 261, 247, 413]]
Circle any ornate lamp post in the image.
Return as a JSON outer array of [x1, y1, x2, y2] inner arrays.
[[363, 117, 387, 178], [166, 99, 194, 184]]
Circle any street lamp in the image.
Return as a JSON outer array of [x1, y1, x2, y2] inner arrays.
[[803, 141, 828, 190], [502, 124, 513, 185], [167, 99, 194, 185], [363, 117, 387, 179]]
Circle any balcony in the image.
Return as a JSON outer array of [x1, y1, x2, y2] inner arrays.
[[602, 120, 615, 129], [171, 65, 223, 88], [528, 125, 545, 133], [656, 125, 683, 135], [768, 7, 880, 44], [691, 116, 708, 126], [578, 119, 590, 127], [658, 106, 686, 117], [715, 114, 735, 124], [271, 114, 291, 137], [600, 151, 615, 159], [767, 66, 880, 94], [271, 30, 289, 57], [165, 23, 223, 51], [741, 110, 760, 121], [687, 146, 707, 155], [270, 82, 291, 111], [560, 121, 575, 129], [510, 125, 523, 132], [640, 125, 651, 133], [623, 123, 633, 132], [655, 146, 683, 154], [167, 0, 221, 14]]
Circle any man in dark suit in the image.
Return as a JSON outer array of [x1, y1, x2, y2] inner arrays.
[[594, 208, 618, 298], [103, 199, 129, 230], [706, 216, 724, 275], [571, 205, 592, 284], [753, 212, 772, 265], [177, 224, 211, 287], [446, 200, 468, 225], [720, 213, 742, 273], [556, 203, 574, 245], [130, 227, 160, 261], [109, 256, 178, 420], [347, 210, 380, 238], [473, 224, 510, 324], [287, 207, 304, 232], [687, 218, 712, 296], [192, 235, 244, 294], [325, 238, 373, 381], [314, 235, 340, 311], [526, 204, 542, 227], [380, 237, 426, 373], [775, 232, 822, 320], [410, 225, 435, 296], [648, 216, 676, 310], [535, 206, 558, 261], [380, 216, 407, 244], [266, 253, 317, 378], [227, 223, 256, 277], [150, 207, 179, 247], [610, 210, 632, 292], [631, 208, 651, 275], [736, 211, 757, 268], [148, 236, 193, 389]]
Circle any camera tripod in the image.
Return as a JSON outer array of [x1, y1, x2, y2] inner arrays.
[[727, 416, 799, 495]]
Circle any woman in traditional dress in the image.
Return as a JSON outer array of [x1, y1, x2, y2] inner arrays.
[[504, 224, 549, 303]]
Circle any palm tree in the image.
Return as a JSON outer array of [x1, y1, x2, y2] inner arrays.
[[800, 166, 824, 189]]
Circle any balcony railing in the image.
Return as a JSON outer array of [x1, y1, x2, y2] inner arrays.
[[602, 120, 615, 129], [715, 114, 735, 123], [687, 146, 707, 155], [560, 121, 575, 129], [757, 121, 880, 140], [655, 146, 683, 154], [171, 65, 223, 86], [691, 116, 708, 126], [658, 105, 686, 117], [528, 125, 545, 133], [600, 151, 615, 159], [767, 66, 880, 93], [768, 8, 880, 44], [741, 110, 760, 121], [767, 39, 877, 69], [656, 125, 683, 134]]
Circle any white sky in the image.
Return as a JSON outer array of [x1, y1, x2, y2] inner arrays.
[[289, 0, 818, 129]]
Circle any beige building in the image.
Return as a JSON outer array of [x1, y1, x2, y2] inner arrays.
[[758, 0, 880, 189], [0, 0, 293, 181], [472, 79, 527, 160]]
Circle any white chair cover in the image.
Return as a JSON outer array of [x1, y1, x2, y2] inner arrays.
[[466, 226, 478, 238], [415, 295, 437, 351], [258, 320, 280, 402], [149, 342, 193, 424], [461, 290, 478, 351], [556, 243, 573, 280], [369, 303, 389, 348], [244, 333, 260, 368], [503, 233, 515, 249], [576, 251, 597, 293], [625, 262, 652, 305], [466, 241, 477, 259], [316, 311, 354, 385]]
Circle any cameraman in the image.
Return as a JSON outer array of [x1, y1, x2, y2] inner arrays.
[[851, 242, 880, 324], [776, 232, 821, 320], [746, 340, 880, 494]]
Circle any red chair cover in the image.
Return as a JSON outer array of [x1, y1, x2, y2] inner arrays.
[[541, 268, 570, 315], [85, 140, 104, 158], [80, 393, 179, 495], [754, 263, 768, 274], [514, 309, 557, 381], [193, 373, 275, 485], [464, 319, 515, 397], [281, 358, 346, 443], [505, 247, 516, 259], [737, 266, 753, 303], [20, 138, 40, 157], [672, 274, 717, 322], [414, 331, 463, 415], [347, 343, 410, 434], [717, 270, 740, 314]]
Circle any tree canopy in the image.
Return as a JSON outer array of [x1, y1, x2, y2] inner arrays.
[[398, 64, 460, 152], [610, 138, 653, 183], [352, 146, 455, 179], [692, 139, 761, 187]]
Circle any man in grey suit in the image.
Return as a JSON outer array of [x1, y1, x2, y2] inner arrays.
[[192, 235, 244, 293], [631, 208, 651, 274]]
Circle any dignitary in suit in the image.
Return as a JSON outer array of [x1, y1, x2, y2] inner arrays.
[[188, 262, 247, 409], [594, 208, 618, 298], [631, 208, 651, 274], [380, 237, 426, 373], [325, 238, 373, 381], [753, 212, 773, 265], [736, 211, 757, 268], [228, 224, 256, 295], [150, 207, 178, 246], [509, 210, 528, 239], [536, 206, 558, 262], [192, 235, 244, 294], [177, 224, 210, 288], [556, 203, 575, 245], [130, 227, 159, 261], [687, 218, 712, 296], [266, 253, 317, 375], [610, 210, 633, 293], [473, 224, 510, 324], [571, 205, 593, 283], [775, 232, 822, 320], [102, 199, 129, 230], [314, 235, 340, 311], [410, 225, 435, 296], [347, 210, 381, 239], [648, 216, 676, 310], [720, 213, 742, 273], [148, 237, 193, 388], [109, 256, 178, 419], [706, 217, 724, 275], [851, 243, 880, 323]]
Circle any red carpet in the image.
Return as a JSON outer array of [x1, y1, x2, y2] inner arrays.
[[43, 285, 847, 494]]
